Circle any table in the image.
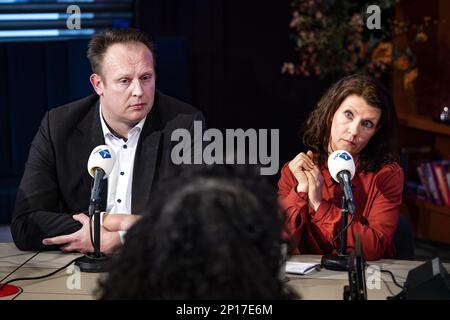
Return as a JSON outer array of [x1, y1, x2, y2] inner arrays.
[[285, 254, 435, 300], [1, 242, 447, 300], [0, 243, 101, 300]]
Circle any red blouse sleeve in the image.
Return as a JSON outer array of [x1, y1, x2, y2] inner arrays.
[[277, 162, 309, 253], [348, 164, 404, 260]]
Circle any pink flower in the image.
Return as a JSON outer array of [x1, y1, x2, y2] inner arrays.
[[281, 62, 295, 75], [415, 32, 428, 42], [315, 66, 321, 76], [290, 16, 300, 28], [315, 11, 323, 20]]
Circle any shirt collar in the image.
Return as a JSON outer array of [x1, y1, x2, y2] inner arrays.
[[99, 104, 146, 139]]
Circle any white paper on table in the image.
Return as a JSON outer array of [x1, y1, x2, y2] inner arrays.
[[285, 261, 321, 275]]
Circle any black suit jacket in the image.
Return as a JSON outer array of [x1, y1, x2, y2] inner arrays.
[[12, 91, 204, 251]]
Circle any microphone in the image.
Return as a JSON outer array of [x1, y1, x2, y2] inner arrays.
[[87, 145, 116, 206], [328, 150, 356, 217], [321, 150, 357, 271], [76, 145, 116, 273]]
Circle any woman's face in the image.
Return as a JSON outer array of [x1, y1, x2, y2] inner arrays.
[[329, 95, 382, 160]]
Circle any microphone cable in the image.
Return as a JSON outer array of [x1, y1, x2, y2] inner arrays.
[[331, 214, 355, 253], [89, 213, 95, 250], [0, 251, 41, 288], [0, 251, 84, 297], [0, 251, 41, 299], [363, 262, 407, 300], [364, 262, 405, 289]]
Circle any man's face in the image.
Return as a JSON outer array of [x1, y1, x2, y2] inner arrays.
[[90, 42, 155, 127]]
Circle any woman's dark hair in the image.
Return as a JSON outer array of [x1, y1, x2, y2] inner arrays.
[[98, 165, 295, 300], [303, 74, 398, 172]]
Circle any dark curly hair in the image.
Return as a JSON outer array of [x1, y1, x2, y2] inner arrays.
[[97, 165, 296, 300], [303, 74, 398, 172]]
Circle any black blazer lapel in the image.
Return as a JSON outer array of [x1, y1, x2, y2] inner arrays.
[[76, 100, 107, 211], [131, 105, 162, 215]]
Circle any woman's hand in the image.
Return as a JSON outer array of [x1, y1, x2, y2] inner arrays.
[[304, 165, 324, 212], [288, 150, 315, 193]]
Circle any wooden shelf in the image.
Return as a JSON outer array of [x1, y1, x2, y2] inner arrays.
[[403, 197, 450, 244], [405, 197, 450, 218], [398, 113, 450, 137]]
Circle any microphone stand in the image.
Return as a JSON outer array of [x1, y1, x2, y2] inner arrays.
[[321, 196, 350, 271], [75, 169, 111, 273]]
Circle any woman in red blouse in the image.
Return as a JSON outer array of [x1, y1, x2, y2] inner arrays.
[[278, 74, 404, 261]]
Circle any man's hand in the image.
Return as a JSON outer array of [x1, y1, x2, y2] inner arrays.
[[103, 213, 141, 232], [42, 213, 121, 254]]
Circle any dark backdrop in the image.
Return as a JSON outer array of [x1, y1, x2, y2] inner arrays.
[[0, 0, 331, 223]]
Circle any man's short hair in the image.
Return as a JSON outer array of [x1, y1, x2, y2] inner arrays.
[[87, 28, 155, 75]]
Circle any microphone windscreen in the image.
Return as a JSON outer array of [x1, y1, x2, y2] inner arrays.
[[87, 145, 116, 178], [327, 150, 355, 183]]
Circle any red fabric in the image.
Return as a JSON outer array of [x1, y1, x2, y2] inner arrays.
[[278, 162, 404, 261]]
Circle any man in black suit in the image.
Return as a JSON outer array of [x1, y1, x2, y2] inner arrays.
[[11, 29, 204, 253]]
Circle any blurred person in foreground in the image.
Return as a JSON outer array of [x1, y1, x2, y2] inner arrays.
[[98, 165, 296, 299]]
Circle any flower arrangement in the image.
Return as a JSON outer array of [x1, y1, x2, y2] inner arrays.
[[282, 0, 441, 90]]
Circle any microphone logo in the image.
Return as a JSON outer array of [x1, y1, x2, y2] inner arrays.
[[339, 152, 351, 161], [98, 149, 112, 159], [333, 151, 352, 161]]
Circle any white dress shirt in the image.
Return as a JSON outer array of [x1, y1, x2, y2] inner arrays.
[[99, 104, 146, 242]]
